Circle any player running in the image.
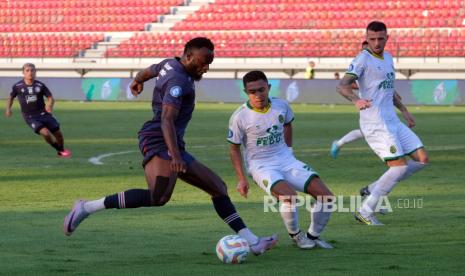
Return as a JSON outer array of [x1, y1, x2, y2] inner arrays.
[[5, 63, 71, 158], [64, 38, 277, 255], [228, 70, 334, 249], [337, 21, 428, 225]]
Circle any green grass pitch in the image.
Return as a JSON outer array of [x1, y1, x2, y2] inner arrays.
[[1, 101, 464, 275]]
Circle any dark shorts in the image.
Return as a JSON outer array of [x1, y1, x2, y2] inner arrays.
[[138, 132, 195, 167], [24, 113, 60, 134]]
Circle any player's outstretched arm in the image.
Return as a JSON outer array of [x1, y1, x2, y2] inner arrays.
[[45, 96, 55, 113], [394, 90, 415, 128], [337, 74, 371, 110], [229, 144, 249, 198], [5, 96, 14, 117], [130, 67, 157, 96], [161, 104, 186, 173]]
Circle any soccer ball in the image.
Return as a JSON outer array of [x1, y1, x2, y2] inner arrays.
[[215, 235, 249, 264]]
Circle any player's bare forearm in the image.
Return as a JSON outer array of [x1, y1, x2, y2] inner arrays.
[[229, 144, 247, 182], [161, 105, 182, 159], [46, 96, 55, 112], [284, 123, 293, 147], [393, 91, 407, 112], [337, 74, 360, 103], [134, 67, 156, 84], [5, 97, 13, 117]]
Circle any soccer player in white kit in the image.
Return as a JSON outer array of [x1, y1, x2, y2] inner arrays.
[[228, 70, 334, 249], [337, 21, 429, 225]]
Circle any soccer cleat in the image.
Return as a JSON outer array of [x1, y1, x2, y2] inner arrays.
[[249, 234, 278, 255], [359, 186, 371, 197], [330, 140, 340, 159], [354, 211, 384, 226], [58, 149, 72, 158], [313, 238, 334, 249], [64, 200, 89, 236], [291, 231, 315, 249]]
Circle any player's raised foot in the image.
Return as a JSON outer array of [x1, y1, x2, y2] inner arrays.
[[249, 234, 278, 255], [64, 200, 89, 236], [330, 140, 340, 159], [58, 149, 72, 158], [313, 238, 334, 249], [291, 231, 315, 249], [359, 186, 370, 197], [354, 211, 384, 226]]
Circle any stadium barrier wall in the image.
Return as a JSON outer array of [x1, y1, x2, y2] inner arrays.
[[1, 77, 463, 105]]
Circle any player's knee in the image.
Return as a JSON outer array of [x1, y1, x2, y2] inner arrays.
[[210, 181, 228, 197], [150, 176, 172, 206]]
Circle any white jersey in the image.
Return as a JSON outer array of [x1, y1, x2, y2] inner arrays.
[[228, 98, 294, 170], [346, 49, 399, 124]]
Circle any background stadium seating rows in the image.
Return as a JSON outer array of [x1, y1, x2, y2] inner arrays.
[[1, 0, 464, 58]]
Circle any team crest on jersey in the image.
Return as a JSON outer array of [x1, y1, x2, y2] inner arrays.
[[169, 86, 182, 97], [390, 145, 397, 154], [278, 114, 284, 123], [348, 64, 354, 72], [34, 86, 41, 93], [228, 129, 233, 138], [21, 88, 25, 93]]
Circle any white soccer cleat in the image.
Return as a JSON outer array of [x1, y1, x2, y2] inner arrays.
[[354, 211, 384, 226], [64, 200, 90, 236], [292, 231, 316, 249], [313, 238, 334, 249], [249, 234, 278, 255]]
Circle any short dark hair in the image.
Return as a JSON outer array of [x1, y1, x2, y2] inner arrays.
[[362, 41, 369, 46], [366, 21, 387, 32], [184, 37, 214, 54], [242, 70, 268, 87], [22, 63, 36, 70]]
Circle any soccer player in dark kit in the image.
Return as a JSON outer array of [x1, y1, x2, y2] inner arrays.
[[5, 63, 71, 158], [64, 37, 278, 255]]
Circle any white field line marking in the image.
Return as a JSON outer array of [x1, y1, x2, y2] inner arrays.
[[88, 144, 465, 165]]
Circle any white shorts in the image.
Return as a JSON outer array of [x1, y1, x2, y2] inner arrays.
[[249, 156, 318, 195], [361, 120, 424, 161]]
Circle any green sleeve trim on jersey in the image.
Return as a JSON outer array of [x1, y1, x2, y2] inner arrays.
[[345, 72, 359, 79], [405, 146, 424, 156], [227, 140, 241, 145], [284, 117, 295, 125], [304, 174, 319, 193], [383, 155, 405, 162], [269, 179, 285, 192]]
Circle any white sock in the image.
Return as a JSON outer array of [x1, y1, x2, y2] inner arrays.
[[336, 129, 363, 147], [83, 198, 105, 214], [238, 228, 259, 245], [361, 166, 408, 216], [279, 201, 299, 235], [399, 160, 426, 181], [308, 200, 331, 238]]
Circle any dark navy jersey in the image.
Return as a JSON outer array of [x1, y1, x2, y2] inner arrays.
[[10, 80, 52, 117], [139, 58, 196, 149]]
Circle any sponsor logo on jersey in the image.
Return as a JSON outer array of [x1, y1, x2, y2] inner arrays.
[[21, 88, 25, 93], [169, 86, 182, 97], [378, 72, 395, 90], [26, 95, 37, 103], [27, 87, 33, 94], [228, 129, 233, 138], [256, 125, 283, 146], [263, 180, 268, 186], [34, 86, 41, 93], [348, 64, 354, 72], [278, 114, 284, 123], [390, 145, 397, 154]]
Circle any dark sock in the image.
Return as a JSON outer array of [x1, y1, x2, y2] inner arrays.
[[104, 189, 151, 209], [51, 142, 64, 152], [307, 232, 318, 240], [289, 230, 301, 238], [212, 195, 246, 233]]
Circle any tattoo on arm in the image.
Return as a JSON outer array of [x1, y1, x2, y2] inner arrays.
[[337, 74, 359, 102]]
